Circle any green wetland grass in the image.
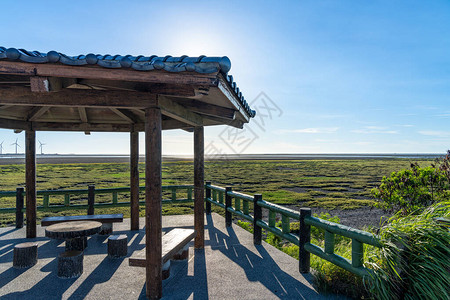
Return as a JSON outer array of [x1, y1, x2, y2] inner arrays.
[[0, 159, 432, 226]]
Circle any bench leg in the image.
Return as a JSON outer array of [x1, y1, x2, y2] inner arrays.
[[66, 237, 87, 251], [172, 244, 190, 261], [58, 250, 83, 278], [99, 223, 113, 235], [162, 260, 170, 280]]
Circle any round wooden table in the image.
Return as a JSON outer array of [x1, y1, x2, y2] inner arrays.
[[45, 220, 102, 251]]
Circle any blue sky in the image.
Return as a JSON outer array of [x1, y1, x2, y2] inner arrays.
[[1, 0, 449, 155]]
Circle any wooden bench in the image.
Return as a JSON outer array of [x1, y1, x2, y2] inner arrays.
[[41, 214, 123, 235], [129, 228, 196, 279]]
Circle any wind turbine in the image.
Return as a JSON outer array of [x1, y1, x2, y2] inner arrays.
[[11, 138, 20, 154], [0, 141, 4, 155], [38, 140, 46, 155]]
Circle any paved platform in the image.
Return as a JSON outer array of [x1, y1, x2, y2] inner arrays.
[[0, 213, 342, 299]]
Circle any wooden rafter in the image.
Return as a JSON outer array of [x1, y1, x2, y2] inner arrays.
[[110, 108, 134, 123], [78, 107, 88, 123], [175, 99, 235, 120], [27, 106, 51, 121], [158, 97, 203, 126]]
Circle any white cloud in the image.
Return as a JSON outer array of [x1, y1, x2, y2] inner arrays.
[[418, 130, 450, 137], [351, 126, 398, 134], [278, 127, 339, 134], [435, 113, 450, 118]]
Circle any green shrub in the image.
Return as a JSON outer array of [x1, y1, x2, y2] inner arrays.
[[236, 220, 253, 233], [367, 201, 450, 300], [372, 155, 450, 215]]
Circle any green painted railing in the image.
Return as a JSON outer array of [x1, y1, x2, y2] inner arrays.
[[205, 182, 381, 277], [0, 184, 193, 214]]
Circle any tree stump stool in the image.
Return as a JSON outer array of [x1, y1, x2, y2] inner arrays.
[[58, 250, 83, 278], [162, 260, 170, 280], [13, 242, 38, 268], [172, 244, 189, 261], [107, 234, 127, 258]]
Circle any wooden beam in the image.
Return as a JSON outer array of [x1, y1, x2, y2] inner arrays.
[[25, 130, 37, 238], [0, 117, 30, 130], [194, 126, 204, 249], [79, 79, 196, 97], [0, 61, 219, 86], [27, 106, 51, 121], [0, 105, 14, 110], [203, 115, 245, 129], [0, 86, 157, 108], [176, 99, 236, 120], [145, 107, 162, 299], [158, 97, 203, 126], [0, 117, 196, 132]]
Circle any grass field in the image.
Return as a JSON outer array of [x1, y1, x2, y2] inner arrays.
[[0, 159, 433, 227]]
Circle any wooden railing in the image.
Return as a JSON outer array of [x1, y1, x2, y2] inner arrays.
[[205, 182, 381, 277], [0, 184, 193, 215]]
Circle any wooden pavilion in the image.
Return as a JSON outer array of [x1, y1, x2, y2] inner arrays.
[[0, 47, 255, 299]]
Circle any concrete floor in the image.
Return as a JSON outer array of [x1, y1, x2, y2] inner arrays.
[[0, 213, 343, 299]]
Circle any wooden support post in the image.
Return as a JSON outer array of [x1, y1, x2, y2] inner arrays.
[[25, 130, 36, 238], [299, 208, 311, 273], [225, 186, 232, 227], [130, 130, 140, 231], [253, 194, 262, 245], [145, 107, 162, 300], [205, 181, 211, 215], [194, 126, 204, 249], [88, 185, 95, 215], [16, 187, 24, 228]]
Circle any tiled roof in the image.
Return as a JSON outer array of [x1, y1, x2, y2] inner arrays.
[[0, 47, 255, 118]]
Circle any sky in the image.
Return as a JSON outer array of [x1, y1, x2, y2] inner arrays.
[[0, 0, 449, 155]]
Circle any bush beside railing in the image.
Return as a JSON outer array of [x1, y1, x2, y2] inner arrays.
[[205, 181, 381, 278]]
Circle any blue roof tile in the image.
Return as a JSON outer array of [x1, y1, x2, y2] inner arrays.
[[0, 47, 255, 118]]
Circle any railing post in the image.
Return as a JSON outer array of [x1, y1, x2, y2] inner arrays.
[[88, 185, 95, 215], [299, 207, 311, 273], [225, 186, 232, 227], [187, 187, 192, 201], [253, 194, 262, 245], [352, 239, 364, 268], [43, 195, 49, 208], [16, 187, 24, 228], [112, 192, 118, 204], [324, 231, 335, 254], [205, 181, 211, 215], [64, 194, 70, 206], [171, 188, 176, 201]]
